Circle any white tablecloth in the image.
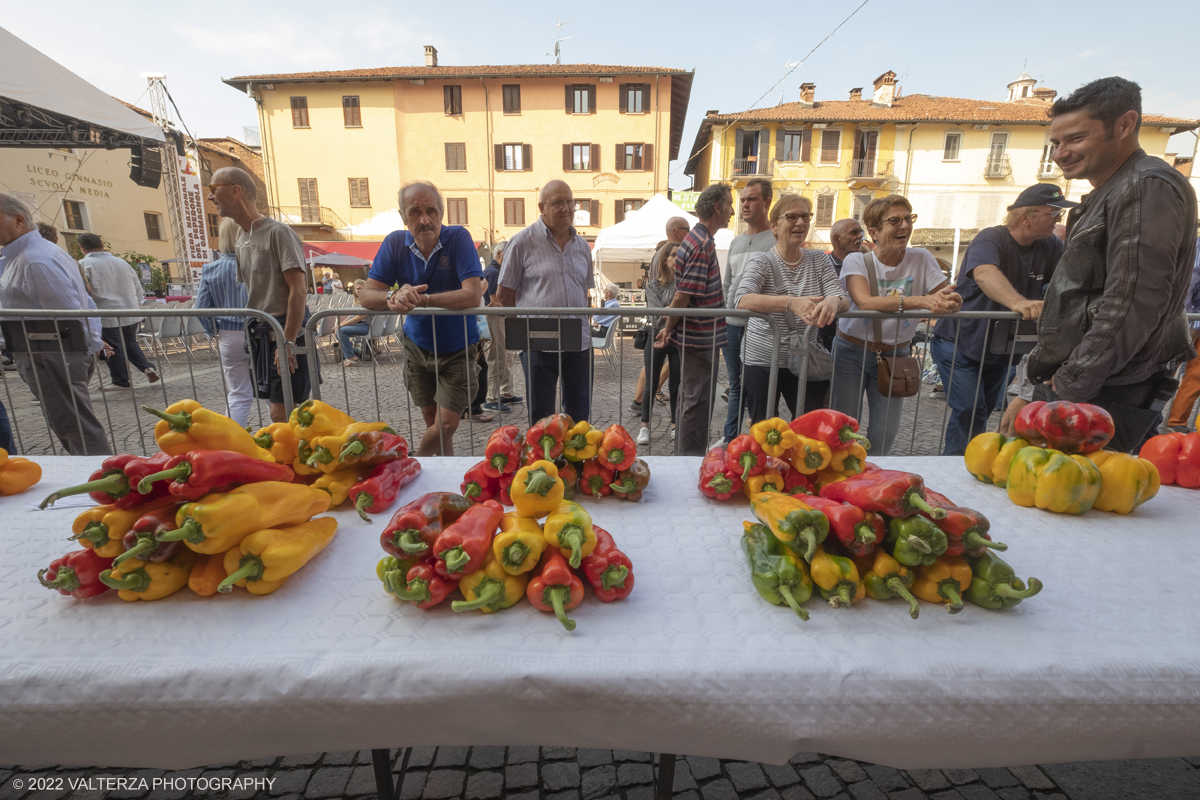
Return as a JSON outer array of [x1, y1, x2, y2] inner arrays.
[[1, 455, 1198, 770]]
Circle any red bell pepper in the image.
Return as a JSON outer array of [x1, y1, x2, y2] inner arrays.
[[558, 460, 580, 501], [790, 409, 871, 450], [527, 548, 585, 630], [384, 559, 458, 610], [580, 525, 634, 602], [727, 435, 765, 481], [39, 452, 173, 510], [349, 457, 422, 522], [380, 492, 474, 559], [699, 448, 743, 501], [922, 490, 1009, 558], [37, 548, 114, 600], [432, 499, 504, 574], [782, 468, 814, 496], [114, 501, 189, 567], [497, 472, 515, 507], [461, 460, 499, 503], [526, 414, 574, 461], [1140, 432, 1200, 488], [135, 450, 295, 499], [338, 431, 410, 468], [821, 469, 946, 519], [580, 459, 615, 499], [484, 425, 522, 477], [804, 496, 882, 558], [598, 424, 637, 472], [519, 441, 540, 469], [1014, 400, 1114, 454]]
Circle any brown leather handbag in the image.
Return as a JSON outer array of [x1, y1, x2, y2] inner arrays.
[[864, 253, 922, 398]]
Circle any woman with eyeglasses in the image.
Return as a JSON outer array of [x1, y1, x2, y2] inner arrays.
[[734, 194, 847, 424], [830, 194, 962, 455]]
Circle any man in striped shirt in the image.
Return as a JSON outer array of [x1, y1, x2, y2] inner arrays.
[[654, 184, 733, 455]]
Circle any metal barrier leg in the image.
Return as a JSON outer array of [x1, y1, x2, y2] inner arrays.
[[654, 753, 676, 800], [371, 747, 411, 800]]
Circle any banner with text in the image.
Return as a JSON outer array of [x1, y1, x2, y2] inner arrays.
[[177, 148, 209, 273]]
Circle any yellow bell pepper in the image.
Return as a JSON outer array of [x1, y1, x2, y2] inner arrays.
[[253, 422, 302, 463], [492, 513, 547, 575], [306, 422, 394, 472], [964, 433, 1029, 488], [743, 468, 785, 500], [911, 555, 973, 614], [0, 449, 41, 495], [158, 481, 332, 554], [218, 517, 338, 595], [143, 400, 274, 461], [511, 460, 565, 519], [289, 399, 356, 440], [100, 549, 198, 601], [1006, 446, 1101, 515], [293, 440, 319, 477], [827, 443, 867, 475], [1086, 451, 1161, 514], [71, 505, 142, 558], [751, 491, 830, 561], [562, 421, 603, 462], [809, 544, 865, 608], [187, 551, 231, 597], [313, 467, 362, 507], [750, 417, 798, 458], [543, 501, 597, 568], [812, 468, 849, 492], [452, 551, 530, 613], [789, 435, 833, 475]]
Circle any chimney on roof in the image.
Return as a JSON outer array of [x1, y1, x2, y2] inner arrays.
[[872, 71, 896, 107], [799, 82, 816, 107], [424, 46, 438, 67], [849, 88, 862, 101]]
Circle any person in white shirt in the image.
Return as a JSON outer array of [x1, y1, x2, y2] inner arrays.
[[78, 233, 159, 390]]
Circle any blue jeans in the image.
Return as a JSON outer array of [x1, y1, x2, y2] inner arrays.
[[338, 322, 371, 360], [930, 336, 1010, 456], [0, 401, 14, 454], [520, 349, 592, 426], [829, 336, 911, 456], [722, 323, 746, 441]]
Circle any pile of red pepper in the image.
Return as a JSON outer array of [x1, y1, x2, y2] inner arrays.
[[460, 418, 650, 506], [376, 474, 635, 632]]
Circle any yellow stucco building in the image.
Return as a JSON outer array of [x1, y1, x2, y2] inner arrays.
[[686, 71, 1196, 267], [223, 48, 693, 255]]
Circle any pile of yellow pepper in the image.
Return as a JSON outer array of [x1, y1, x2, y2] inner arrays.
[[0, 447, 41, 496]]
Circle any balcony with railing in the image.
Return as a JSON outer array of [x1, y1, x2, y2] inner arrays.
[[846, 158, 893, 185], [1037, 159, 1063, 179], [732, 156, 770, 176], [270, 205, 348, 232], [984, 154, 1012, 179]]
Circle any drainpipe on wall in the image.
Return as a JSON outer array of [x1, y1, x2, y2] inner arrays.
[[481, 78, 495, 245], [653, 74, 661, 196], [901, 123, 920, 196]]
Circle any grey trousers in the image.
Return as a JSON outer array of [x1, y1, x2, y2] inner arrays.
[[485, 315, 514, 402], [16, 352, 111, 455], [675, 345, 720, 456]]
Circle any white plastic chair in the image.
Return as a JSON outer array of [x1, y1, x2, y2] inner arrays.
[[592, 320, 618, 378], [152, 315, 186, 365], [352, 314, 390, 362]]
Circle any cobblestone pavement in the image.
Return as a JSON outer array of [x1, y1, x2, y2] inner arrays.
[[4, 748, 1200, 800]]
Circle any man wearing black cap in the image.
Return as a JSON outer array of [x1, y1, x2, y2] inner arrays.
[[930, 183, 1073, 455], [1004, 76, 1197, 452]]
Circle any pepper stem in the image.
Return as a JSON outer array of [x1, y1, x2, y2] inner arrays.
[[523, 468, 557, 497], [451, 582, 502, 612], [141, 405, 192, 431], [252, 432, 273, 449], [71, 521, 109, 547], [564, 434, 585, 451], [40, 472, 131, 509], [540, 435, 557, 461], [608, 480, 634, 495], [965, 531, 1008, 552], [442, 546, 470, 573], [707, 474, 733, 494], [218, 556, 264, 593], [155, 517, 204, 544], [395, 530, 428, 554], [546, 586, 577, 632], [557, 528, 585, 568], [908, 492, 946, 518], [940, 583, 964, 614], [841, 455, 862, 474], [113, 538, 156, 567], [294, 399, 316, 426], [996, 578, 1043, 600], [490, 454, 509, 473], [841, 429, 871, 449], [886, 577, 920, 619], [137, 463, 191, 494], [502, 541, 530, 570], [307, 447, 333, 467], [600, 565, 628, 591], [37, 566, 80, 591], [354, 493, 374, 523], [854, 522, 876, 545], [828, 582, 854, 609], [463, 481, 482, 498], [803, 448, 823, 469], [738, 453, 756, 482], [607, 448, 625, 466], [795, 530, 818, 563], [99, 568, 150, 592], [906, 534, 932, 554], [778, 584, 810, 621], [339, 440, 365, 463]]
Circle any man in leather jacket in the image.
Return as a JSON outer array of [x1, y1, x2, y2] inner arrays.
[[1004, 77, 1198, 452]]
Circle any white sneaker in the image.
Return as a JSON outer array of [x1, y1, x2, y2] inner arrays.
[[636, 426, 650, 446], [711, 437, 729, 450], [669, 427, 676, 441]]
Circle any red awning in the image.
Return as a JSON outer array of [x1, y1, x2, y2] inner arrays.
[[302, 241, 383, 262]]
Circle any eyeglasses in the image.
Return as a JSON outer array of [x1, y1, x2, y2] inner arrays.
[[783, 212, 813, 224], [880, 214, 918, 228], [544, 199, 574, 211]]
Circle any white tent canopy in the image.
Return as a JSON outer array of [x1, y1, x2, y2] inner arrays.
[[0, 26, 164, 143], [593, 193, 733, 288]]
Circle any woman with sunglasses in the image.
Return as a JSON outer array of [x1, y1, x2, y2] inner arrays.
[[830, 194, 961, 455]]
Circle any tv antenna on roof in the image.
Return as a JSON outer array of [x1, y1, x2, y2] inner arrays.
[[548, 19, 572, 64]]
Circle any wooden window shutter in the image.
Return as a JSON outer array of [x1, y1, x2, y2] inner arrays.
[[494, 144, 504, 171], [444, 85, 452, 115], [615, 143, 624, 171], [643, 143, 653, 170], [590, 144, 600, 171], [358, 178, 369, 207], [619, 84, 628, 113], [590, 200, 599, 227], [563, 144, 572, 171], [852, 130, 863, 162], [776, 130, 786, 162], [734, 128, 744, 159], [348, 179, 358, 207], [615, 200, 624, 224], [522, 144, 532, 171], [801, 128, 811, 161], [566, 85, 573, 112], [588, 85, 597, 113], [758, 131, 769, 173], [445, 143, 453, 171]]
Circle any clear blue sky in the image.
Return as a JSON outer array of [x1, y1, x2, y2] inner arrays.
[[8, 0, 1198, 190]]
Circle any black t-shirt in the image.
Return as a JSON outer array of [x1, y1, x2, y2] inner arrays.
[[932, 226, 1064, 363]]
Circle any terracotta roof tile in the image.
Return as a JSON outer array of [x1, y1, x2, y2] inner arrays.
[[225, 64, 687, 84]]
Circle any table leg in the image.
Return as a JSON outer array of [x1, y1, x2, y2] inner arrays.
[[372, 747, 412, 800], [654, 753, 676, 800]]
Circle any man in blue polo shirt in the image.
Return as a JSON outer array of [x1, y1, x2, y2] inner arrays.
[[361, 181, 483, 456]]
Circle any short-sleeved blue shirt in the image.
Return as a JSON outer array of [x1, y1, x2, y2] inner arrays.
[[369, 225, 483, 353]]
